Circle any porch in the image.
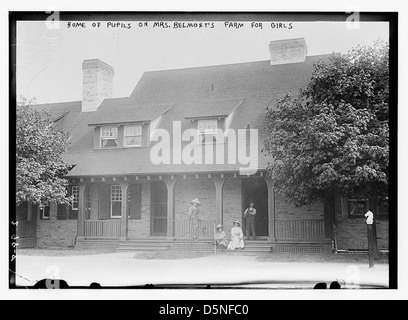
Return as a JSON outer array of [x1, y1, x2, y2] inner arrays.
[[80, 217, 327, 241], [71, 171, 333, 253]]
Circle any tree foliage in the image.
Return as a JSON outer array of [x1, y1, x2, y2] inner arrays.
[[16, 97, 72, 207], [263, 40, 389, 206]]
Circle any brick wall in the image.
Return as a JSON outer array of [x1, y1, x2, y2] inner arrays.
[[173, 178, 242, 225], [175, 179, 216, 221], [333, 197, 389, 250], [36, 203, 77, 248], [38, 179, 379, 248], [128, 181, 151, 238], [275, 195, 324, 220]]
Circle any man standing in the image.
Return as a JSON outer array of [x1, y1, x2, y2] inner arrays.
[[244, 201, 256, 240]]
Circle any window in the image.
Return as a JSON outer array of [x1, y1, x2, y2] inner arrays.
[[72, 186, 79, 210], [40, 205, 50, 220], [198, 119, 218, 144], [348, 199, 368, 217], [101, 126, 118, 148], [111, 185, 122, 218], [124, 125, 142, 147]]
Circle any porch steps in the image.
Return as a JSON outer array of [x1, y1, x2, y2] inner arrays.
[[75, 238, 120, 250], [80, 238, 332, 253], [115, 239, 274, 253], [115, 239, 173, 252]]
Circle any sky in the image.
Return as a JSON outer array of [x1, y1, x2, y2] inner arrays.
[[16, 19, 389, 104]]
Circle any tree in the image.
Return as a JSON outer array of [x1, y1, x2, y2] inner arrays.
[[263, 40, 389, 207], [16, 96, 72, 207]]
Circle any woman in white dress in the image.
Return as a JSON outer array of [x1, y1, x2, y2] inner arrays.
[[227, 219, 245, 250]]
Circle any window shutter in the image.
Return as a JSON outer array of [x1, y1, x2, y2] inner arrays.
[[83, 185, 91, 220], [129, 184, 142, 220], [57, 204, 68, 220], [94, 127, 101, 149], [142, 124, 150, 147], [67, 186, 76, 220], [118, 125, 124, 148], [218, 118, 225, 132], [32, 204, 39, 220], [99, 184, 111, 220]]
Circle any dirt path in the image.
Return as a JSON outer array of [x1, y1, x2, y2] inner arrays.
[[14, 252, 389, 288]]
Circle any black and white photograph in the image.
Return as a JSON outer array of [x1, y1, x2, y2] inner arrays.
[[4, 3, 404, 301]]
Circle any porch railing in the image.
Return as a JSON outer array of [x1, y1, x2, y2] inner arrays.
[[275, 219, 325, 239], [174, 219, 216, 239], [84, 220, 121, 238], [16, 220, 36, 238]]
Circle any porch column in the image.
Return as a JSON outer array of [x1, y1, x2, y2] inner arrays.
[[120, 182, 129, 240], [164, 179, 176, 238], [265, 179, 276, 242], [77, 182, 88, 238], [213, 178, 225, 225]]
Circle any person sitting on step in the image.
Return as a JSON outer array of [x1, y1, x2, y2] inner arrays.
[[214, 224, 229, 250], [227, 219, 245, 250]]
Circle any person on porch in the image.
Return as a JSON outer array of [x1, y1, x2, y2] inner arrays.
[[214, 224, 229, 250], [244, 201, 257, 240], [227, 219, 245, 250], [189, 198, 201, 240]]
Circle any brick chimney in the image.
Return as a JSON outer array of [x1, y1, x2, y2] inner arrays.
[[82, 59, 114, 112], [269, 38, 308, 65]]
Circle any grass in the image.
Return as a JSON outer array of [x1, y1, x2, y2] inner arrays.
[[16, 248, 115, 256], [256, 252, 389, 264], [16, 248, 389, 265]]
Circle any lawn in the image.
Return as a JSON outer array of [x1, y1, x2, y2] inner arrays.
[[17, 248, 389, 265]]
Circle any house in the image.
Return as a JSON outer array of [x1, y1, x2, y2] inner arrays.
[[16, 38, 389, 253]]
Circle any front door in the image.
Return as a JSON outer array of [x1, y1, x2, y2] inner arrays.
[[150, 181, 167, 236], [241, 178, 269, 237]]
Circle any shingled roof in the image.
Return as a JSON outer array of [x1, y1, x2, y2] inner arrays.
[[87, 102, 173, 126], [182, 98, 243, 119], [35, 54, 333, 177]]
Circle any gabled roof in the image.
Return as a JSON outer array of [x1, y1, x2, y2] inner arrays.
[[35, 54, 334, 177]]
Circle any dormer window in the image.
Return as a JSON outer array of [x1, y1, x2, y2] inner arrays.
[[101, 126, 118, 148], [124, 125, 142, 147], [197, 119, 218, 144]]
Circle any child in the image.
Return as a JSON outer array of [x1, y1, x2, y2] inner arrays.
[[214, 224, 229, 249]]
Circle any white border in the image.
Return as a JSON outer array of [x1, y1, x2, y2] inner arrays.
[[2, 0, 407, 301]]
